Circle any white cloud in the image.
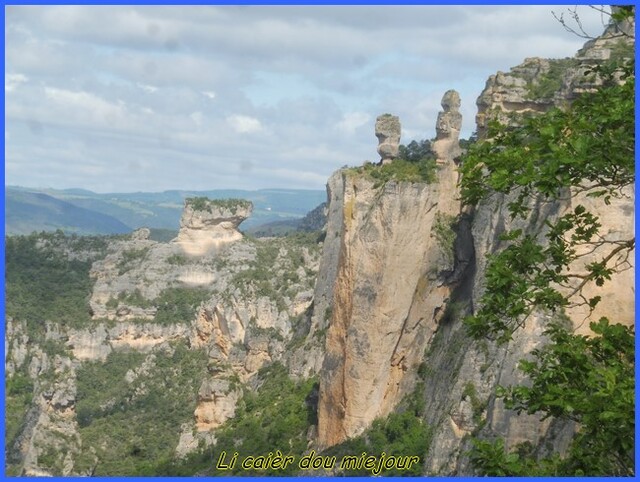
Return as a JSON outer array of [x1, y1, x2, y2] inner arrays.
[[190, 111, 204, 127], [137, 83, 158, 93], [337, 112, 370, 135], [227, 115, 262, 134], [4, 5, 610, 192], [43, 87, 128, 127], [5, 73, 28, 92]]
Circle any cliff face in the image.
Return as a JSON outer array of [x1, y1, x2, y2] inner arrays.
[[317, 93, 462, 447], [174, 198, 252, 256], [5, 16, 634, 477], [314, 20, 634, 473]]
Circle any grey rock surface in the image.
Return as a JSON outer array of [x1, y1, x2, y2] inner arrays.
[[375, 114, 401, 164]]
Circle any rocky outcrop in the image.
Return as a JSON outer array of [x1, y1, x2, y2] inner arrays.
[[314, 15, 634, 471], [5, 318, 30, 377], [8, 348, 84, 476], [5, 13, 633, 477], [432, 89, 463, 163], [298, 202, 327, 232], [174, 198, 252, 256], [316, 99, 461, 446], [6, 199, 322, 474], [375, 114, 401, 165], [194, 378, 242, 431], [424, 20, 634, 473], [476, 14, 634, 139]]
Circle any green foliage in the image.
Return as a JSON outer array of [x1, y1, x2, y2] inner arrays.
[[348, 158, 437, 187], [283, 229, 323, 250], [432, 212, 457, 264], [526, 58, 579, 100], [460, 36, 635, 476], [230, 234, 319, 313], [471, 319, 634, 476], [153, 287, 211, 325], [117, 247, 150, 274], [459, 133, 478, 151], [609, 39, 635, 63], [166, 253, 188, 265], [186, 196, 252, 214], [322, 386, 431, 476], [462, 382, 485, 425], [5, 233, 96, 331], [147, 228, 179, 243], [469, 439, 562, 476], [5, 372, 34, 451], [75, 342, 208, 475], [106, 289, 154, 310], [461, 59, 634, 342], [157, 362, 317, 476], [398, 139, 435, 163]]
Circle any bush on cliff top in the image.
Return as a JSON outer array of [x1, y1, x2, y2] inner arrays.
[[185, 196, 251, 214], [347, 157, 437, 187]]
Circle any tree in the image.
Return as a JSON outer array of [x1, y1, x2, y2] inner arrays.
[[398, 139, 435, 163], [461, 57, 634, 342], [459, 13, 635, 475], [469, 319, 634, 476]]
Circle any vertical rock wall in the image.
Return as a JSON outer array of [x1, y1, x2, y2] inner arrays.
[[317, 94, 462, 446]]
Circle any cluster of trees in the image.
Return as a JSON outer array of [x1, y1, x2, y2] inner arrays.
[[4, 232, 106, 332]]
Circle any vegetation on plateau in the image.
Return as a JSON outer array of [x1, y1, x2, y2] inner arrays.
[[156, 360, 430, 476], [347, 138, 437, 186], [156, 362, 317, 476], [5, 231, 108, 332], [74, 342, 208, 476], [186, 196, 252, 214]]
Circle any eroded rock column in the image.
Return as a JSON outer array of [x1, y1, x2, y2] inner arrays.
[[375, 114, 401, 165], [432, 89, 462, 163]]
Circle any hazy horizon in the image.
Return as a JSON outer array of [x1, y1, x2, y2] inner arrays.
[[5, 184, 326, 195]]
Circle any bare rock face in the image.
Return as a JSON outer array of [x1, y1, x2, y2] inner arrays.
[[130, 227, 150, 241], [375, 114, 401, 165], [174, 198, 253, 256], [316, 155, 461, 448], [476, 13, 634, 139], [315, 17, 634, 468], [475, 57, 553, 139], [432, 89, 462, 163], [194, 378, 242, 431]]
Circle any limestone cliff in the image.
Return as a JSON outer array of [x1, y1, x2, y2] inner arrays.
[[314, 18, 634, 474], [174, 198, 252, 256], [317, 92, 462, 447], [476, 15, 634, 139], [5, 198, 321, 475], [4, 15, 634, 477]]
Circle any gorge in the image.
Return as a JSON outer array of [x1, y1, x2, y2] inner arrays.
[[4, 14, 635, 476]]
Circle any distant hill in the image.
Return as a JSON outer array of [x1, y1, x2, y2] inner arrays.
[[5, 190, 132, 235], [5, 186, 326, 236], [245, 202, 327, 237]]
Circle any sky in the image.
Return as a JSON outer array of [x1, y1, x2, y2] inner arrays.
[[5, 5, 610, 193]]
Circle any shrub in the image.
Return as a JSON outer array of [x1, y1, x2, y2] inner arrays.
[[347, 158, 437, 187], [153, 287, 211, 325], [186, 197, 252, 214]]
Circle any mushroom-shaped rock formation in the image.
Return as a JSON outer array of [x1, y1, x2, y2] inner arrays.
[[375, 114, 401, 165], [432, 89, 462, 164], [174, 197, 252, 256]]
